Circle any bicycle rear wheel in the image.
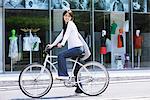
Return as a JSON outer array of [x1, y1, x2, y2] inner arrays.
[[77, 61, 109, 96], [19, 63, 53, 98]]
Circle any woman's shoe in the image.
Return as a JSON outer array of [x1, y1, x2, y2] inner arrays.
[[55, 76, 69, 80], [75, 87, 83, 94]]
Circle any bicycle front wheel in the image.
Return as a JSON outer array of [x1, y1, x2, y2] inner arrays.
[[19, 63, 53, 98], [77, 61, 109, 96]]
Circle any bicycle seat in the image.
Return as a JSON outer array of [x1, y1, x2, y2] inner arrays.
[[77, 53, 85, 58]]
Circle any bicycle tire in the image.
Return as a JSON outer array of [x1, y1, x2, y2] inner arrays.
[[77, 61, 109, 96], [19, 63, 53, 98]]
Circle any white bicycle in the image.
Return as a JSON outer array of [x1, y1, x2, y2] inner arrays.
[[19, 46, 109, 98]]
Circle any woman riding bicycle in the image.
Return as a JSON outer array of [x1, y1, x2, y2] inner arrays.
[[47, 10, 91, 94]]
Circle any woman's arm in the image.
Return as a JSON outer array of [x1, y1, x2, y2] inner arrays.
[[51, 30, 63, 47], [60, 21, 73, 46]]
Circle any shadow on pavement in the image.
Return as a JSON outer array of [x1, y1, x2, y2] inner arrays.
[[11, 94, 90, 100]]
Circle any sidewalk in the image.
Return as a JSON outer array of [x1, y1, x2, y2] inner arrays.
[[0, 69, 150, 87]]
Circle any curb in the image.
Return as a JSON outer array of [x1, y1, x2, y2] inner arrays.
[[1, 70, 150, 87]]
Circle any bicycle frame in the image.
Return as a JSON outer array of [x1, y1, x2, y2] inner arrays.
[[42, 54, 85, 77]]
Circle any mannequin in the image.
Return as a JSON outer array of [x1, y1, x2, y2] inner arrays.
[[100, 30, 107, 64], [8, 29, 18, 59], [111, 20, 117, 34], [32, 33, 41, 51], [8, 29, 18, 71], [134, 30, 143, 68], [117, 28, 124, 48]]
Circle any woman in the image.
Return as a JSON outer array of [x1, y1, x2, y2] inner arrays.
[[47, 10, 91, 93]]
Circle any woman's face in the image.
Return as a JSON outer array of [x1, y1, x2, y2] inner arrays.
[[63, 12, 72, 23]]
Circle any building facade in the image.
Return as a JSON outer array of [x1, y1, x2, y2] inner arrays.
[[0, 0, 150, 73]]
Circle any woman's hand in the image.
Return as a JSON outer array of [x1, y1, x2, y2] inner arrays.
[[57, 43, 63, 48], [47, 44, 53, 49]]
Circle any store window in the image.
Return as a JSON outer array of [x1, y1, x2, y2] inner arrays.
[[5, 9, 49, 71], [94, 0, 130, 69], [94, 12, 110, 65], [133, 13, 150, 68]]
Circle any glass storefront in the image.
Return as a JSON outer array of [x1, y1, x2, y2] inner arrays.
[[0, 0, 150, 72], [5, 9, 49, 71]]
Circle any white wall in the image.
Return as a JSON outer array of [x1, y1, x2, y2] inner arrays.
[[111, 12, 126, 69]]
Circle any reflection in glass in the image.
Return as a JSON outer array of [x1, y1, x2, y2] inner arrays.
[[148, 0, 150, 12], [110, 0, 128, 12], [0, 0, 2, 7], [25, 0, 48, 9], [94, 0, 110, 11], [133, 0, 147, 12], [4, 0, 48, 9], [51, 0, 70, 10], [51, 0, 90, 10], [70, 0, 90, 10], [4, 0, 25, 8]]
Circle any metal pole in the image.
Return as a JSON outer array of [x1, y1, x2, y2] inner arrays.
[[91, 0, 95, 61], [29, 29, 32, 64], [130, 0, 134, 68]]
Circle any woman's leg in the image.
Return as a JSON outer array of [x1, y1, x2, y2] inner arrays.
[[58, 47, 83, 76], [74, 63, 83, 93]]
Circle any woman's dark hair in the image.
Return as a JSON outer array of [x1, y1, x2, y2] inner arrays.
[[62, 10, 74, 35]]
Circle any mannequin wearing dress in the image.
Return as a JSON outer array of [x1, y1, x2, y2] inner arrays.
[[8, 29, 18, 60], [117, 28, 124, 48], [8, 29, 18, 71], [100, 30, 107, 64]]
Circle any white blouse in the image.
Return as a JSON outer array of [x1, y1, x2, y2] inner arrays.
[[52, 21, 83, 49]]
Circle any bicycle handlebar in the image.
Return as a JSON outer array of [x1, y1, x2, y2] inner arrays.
[[44, 45, 57, 55]]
